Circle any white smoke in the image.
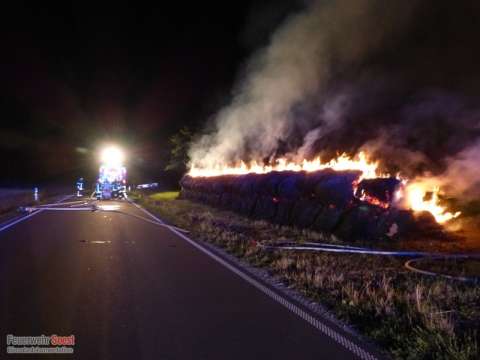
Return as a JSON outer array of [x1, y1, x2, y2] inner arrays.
[[436, 141, 480, 197], [189, 0, 418, 168]]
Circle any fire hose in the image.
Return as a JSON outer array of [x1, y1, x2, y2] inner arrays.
[[34, 200, 88, 207], [20, 201, 189, 234], [404, 255, 480, 283], [259, 242, 480, 283], [20, 202, 478, 282]]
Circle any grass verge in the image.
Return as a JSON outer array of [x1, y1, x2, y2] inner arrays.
[[133, 191, 479, 360], [0, 189, 66, 223], [148, 191, 180, 201]]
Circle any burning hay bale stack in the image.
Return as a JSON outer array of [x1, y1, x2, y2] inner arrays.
[[180, 170, 442, 241]]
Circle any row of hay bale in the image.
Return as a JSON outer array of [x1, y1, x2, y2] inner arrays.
[[180, 170, 439, 241]]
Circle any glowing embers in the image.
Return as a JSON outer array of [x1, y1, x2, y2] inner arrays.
[[358, 194, 390, 209], [355, 178, 401, 210], [356, 178, 461, 224]]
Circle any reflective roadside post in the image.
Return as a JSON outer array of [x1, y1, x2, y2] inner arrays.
[[76, 177, 84, 197]]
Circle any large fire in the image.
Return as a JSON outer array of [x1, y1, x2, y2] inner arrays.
[[188, 151, 461, 224], [189, 152, 381, 180], [403, 182, 461, 223]]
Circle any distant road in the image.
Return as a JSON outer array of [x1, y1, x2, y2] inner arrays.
[[0, 198, 383, 359]]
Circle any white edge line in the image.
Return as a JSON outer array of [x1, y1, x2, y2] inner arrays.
[[128, 200, 381, 360], [0, 195, 74, 233]]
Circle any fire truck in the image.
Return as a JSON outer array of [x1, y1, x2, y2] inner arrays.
[[95, 146, 127, 200], [95, 165, 126, 200]]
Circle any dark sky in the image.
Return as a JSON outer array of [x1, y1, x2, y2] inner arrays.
[[0, 1, 300, 186]]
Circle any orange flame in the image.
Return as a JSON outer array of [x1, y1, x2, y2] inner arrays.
[[189, 151, 384, 180], [359, 194, 391, 209], [188, 152, 461, 224], [402, 181, 461, 223]]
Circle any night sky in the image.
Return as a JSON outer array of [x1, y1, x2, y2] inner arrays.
[[0, 1, 300, 187], [3, 1, 480, 191]]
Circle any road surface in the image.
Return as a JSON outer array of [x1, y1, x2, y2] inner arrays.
[[0, 198, 382, 359]]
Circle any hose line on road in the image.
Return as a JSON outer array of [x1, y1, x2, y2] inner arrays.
[[104, 209, 190, 233], [21, 204, 190, 234], [21, 201, 478, 282], [23, 207, 94, 211], [24, 200, 88, 208]]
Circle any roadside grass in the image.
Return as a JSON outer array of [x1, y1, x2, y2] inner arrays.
[[0, 188, 76, 223], [412, 258, 480, 278], [148, 191, 180, 201], [0, 190, 34, 215], [134, 191, 480, 360], [0, 189, 57, 222]]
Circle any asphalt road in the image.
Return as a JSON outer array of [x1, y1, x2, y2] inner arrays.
[[0, 198, 380, 359]]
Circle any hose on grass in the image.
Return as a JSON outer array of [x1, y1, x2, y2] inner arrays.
[[260, 242, 431, 257], [259, 242, 480, 283], [405, 255, 480, 283], [21, 200, 479, 282]]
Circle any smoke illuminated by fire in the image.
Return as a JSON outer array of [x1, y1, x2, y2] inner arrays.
[[185, 1, 480, 230], [188, 151, 461, 224]]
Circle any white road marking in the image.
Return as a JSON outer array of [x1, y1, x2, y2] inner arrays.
[[128, 200, 381, 360]]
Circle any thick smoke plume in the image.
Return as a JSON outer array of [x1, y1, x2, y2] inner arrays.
[[189, 0, 480, 201]]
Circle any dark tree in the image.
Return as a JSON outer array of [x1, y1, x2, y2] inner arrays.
[[165, 127, 193, 172]]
